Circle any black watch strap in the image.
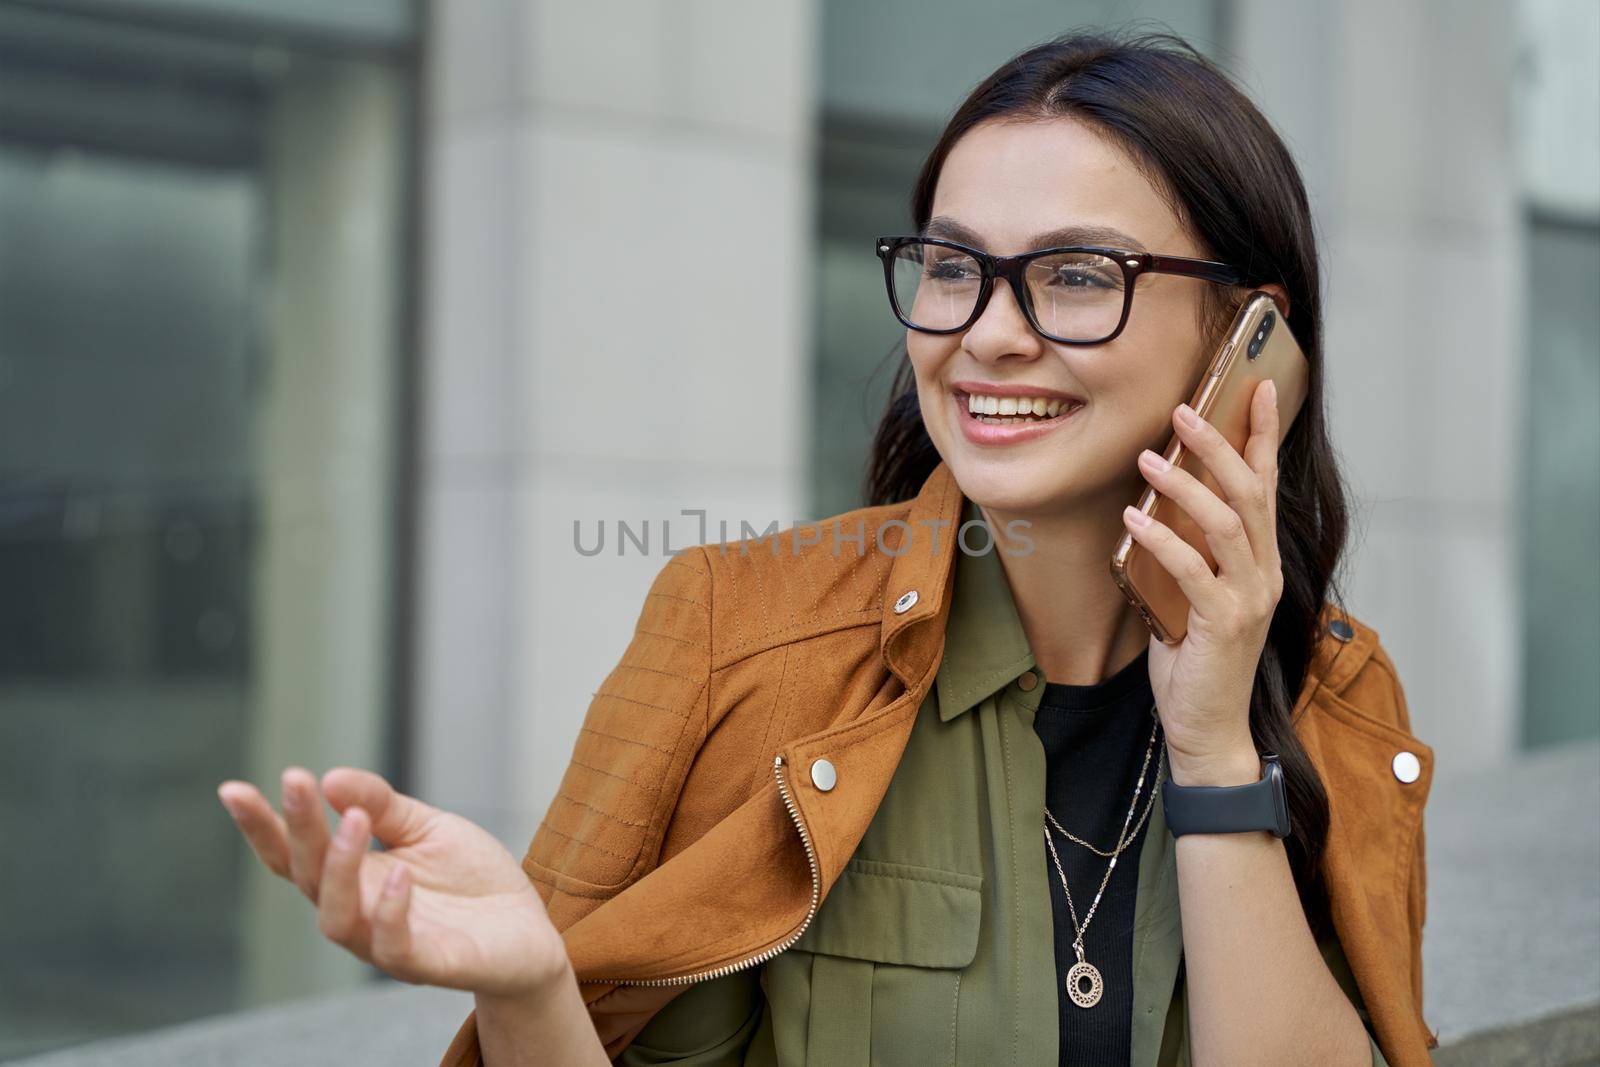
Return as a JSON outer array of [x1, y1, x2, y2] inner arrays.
[[1162, 752, 1291, 838]]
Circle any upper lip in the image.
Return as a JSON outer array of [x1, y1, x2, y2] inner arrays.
[[950, 379, 1084, 404]]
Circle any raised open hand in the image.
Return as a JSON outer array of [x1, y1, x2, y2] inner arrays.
[[217, 767, 568, 999]]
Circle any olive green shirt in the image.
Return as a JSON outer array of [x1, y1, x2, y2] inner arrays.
[[618, 507, 1385, 1066]]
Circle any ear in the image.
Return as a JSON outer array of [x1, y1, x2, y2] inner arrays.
[[1256, 282, 1291, 320]]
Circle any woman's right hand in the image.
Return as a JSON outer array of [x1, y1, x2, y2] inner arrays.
[[217, 766, 569, 1000]]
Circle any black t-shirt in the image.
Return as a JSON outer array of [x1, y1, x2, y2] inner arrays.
[[1032, 648, 1161, 1067]]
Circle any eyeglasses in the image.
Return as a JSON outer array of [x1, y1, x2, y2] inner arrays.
[[874, 235, 1248, 345]]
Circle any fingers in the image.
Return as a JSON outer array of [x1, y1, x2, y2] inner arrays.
[[282, 767, 334, 903], [321, 767, 436, 849], [317, 806, 375, 959], [1168, 394, 1279, 572], [370, 864, 420, 982], [1240, 378, 1282, 503], [217, 781, 291, 878], [1122, 504, 1218, 610], [1137, 448, 1257, 578], [219, 775, 402, 971]]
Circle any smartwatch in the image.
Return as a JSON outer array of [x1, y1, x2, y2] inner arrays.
[[1162, 752, 1291, 838]]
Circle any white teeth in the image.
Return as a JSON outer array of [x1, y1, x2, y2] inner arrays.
[[961, 392, 1076, 420]]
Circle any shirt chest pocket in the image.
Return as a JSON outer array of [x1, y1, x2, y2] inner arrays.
[[769, 856, 984, 1067]]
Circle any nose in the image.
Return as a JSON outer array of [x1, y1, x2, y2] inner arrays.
[[963, 273, 1044, 361]]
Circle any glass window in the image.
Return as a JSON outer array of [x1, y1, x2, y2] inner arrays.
[[0, 2, 416, 1056], [1514, 0, 1600, 749]]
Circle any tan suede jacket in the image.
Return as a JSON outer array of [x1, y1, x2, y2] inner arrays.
[[440, 459, 1440, 1067]]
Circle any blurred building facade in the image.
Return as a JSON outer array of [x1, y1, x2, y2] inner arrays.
[[0, 0, 1594, 1058], [0, 0, 420, 1057]]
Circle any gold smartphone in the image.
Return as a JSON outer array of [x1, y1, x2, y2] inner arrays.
[[1109, 291, 1310, 643]]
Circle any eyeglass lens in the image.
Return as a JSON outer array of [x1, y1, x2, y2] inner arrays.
[[888, 240, 1127, 341]]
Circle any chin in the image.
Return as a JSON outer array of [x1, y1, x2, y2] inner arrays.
[[946, 451, 1074, 518]]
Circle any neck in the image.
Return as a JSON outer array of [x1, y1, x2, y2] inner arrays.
[[977, 493, 1152, 686]]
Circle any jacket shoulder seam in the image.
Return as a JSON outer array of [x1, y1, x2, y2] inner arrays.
[[696, 501, 913, 669], [712, 613, 881, 671]]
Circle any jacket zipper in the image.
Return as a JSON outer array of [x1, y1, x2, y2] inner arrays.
[[588, 753, 822, 986]]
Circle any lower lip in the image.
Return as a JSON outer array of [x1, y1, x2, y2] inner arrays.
[[953, 393, 1083, 446]]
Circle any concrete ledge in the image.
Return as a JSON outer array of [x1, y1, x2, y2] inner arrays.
[[9, 982, 474, 1067], [1431, 1003, 1600, 1067], [1423, 738, 1600, 1064]]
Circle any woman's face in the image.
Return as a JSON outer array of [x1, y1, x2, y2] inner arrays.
[[909, 115, 1231, 519]]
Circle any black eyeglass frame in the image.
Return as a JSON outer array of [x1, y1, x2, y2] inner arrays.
[[874, 235, 1250, 345]]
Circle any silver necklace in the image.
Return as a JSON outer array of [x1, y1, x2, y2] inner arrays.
[[1042, 702, 1164, 1009]]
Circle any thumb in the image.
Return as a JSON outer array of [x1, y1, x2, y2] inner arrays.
[[320, 767, 436, 847]]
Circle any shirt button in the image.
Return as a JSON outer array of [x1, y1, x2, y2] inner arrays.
[[1328, 619, 1354, 641], [1017, 670, 1039, 692], [811, 757, 838, 792], [893, 590, 919, 614], [1391, 750, 1421, 783]]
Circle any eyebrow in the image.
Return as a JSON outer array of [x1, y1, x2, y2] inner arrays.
[[922, 215, 1149, 254]]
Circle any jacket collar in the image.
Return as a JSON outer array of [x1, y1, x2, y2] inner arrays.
[[934, 496, 1038, 722], [877, 459, 964, 691]]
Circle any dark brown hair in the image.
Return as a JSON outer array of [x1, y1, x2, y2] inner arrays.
[[863, 27, 1349, 939]]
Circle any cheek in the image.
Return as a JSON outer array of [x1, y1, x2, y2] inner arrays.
[[906, 335, 954, 411], [1079, 344, 1202, 445], [905, 332, 946, 379]]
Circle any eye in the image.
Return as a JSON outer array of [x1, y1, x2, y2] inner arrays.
[[1049, 265, 1118, 290], [926, 259, 978, 282]]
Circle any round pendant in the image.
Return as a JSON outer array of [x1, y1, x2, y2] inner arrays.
[[1066, 960, 1104, 1008]]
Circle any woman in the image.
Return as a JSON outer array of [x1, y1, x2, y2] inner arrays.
[[217, 29, 1438, 1067]]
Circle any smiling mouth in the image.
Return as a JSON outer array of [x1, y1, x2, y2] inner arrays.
[[957, 390, 1084, 425]]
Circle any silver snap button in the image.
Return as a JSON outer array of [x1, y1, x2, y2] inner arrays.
[[1391, 750, 1421, 783], [1328, 619, 1354, 642], [810, 757, 837, 792], [893, 590, 919, 614], [1017, 670, 1039, 692]]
